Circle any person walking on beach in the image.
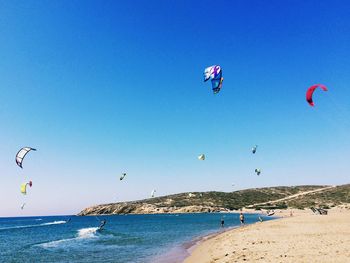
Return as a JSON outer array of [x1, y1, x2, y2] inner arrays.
[[221, 217, 225, 227], [240, 212, 245, 226]]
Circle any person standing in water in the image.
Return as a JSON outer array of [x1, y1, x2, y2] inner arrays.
[[239, 212, 245, 226], [221, 217, 225, 227]]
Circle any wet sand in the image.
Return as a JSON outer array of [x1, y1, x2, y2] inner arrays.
[[184, 209, 350, 262], [155, 226, 240, 263]]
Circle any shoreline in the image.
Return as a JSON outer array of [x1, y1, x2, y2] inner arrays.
[[184, 208, 350, 262], [155, 212, 277, 263], [153, 224, 242, 263], [182, 215, 281, 262], [185, 225, 240, 254]]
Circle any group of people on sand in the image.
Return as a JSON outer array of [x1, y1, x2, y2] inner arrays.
[[220, 213, 245, 227]]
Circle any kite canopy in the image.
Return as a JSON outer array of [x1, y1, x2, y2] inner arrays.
[[20, 183, 27, 194], [151, 189, 156, 197], [198, 154, 205, 160], [120, 173, 127, 181], [267, 210, 275, 216], [255, 169, 261, 176], [252, 145, 258, 154], [306, 84, 328, 106], [20, 181, 32, 195], [16, 147, 36, 168], [204, 65, 224, 94]]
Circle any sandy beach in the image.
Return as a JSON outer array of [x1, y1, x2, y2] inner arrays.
[[185, 209, 350, 262]]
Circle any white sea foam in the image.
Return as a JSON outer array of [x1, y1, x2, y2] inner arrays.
[[0, 220, 67, 231], [0, 225, 34, 230], [77, 227, 99, 238], [37, 227, 99, 249], [39, 238, 75, 248], [41, 220, 66, 226]]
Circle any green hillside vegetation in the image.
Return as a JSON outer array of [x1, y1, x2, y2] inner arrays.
[[129, 185, 330, 210], [79, 185, 350, 215], [272, 184, 350, 209]]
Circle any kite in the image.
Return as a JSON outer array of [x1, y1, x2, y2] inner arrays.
[[255, 169, 261, 176], [151, 189, 156, 198], [16, 147, 36, 168], [20, 181, 32, 195], [267, 210, 275, 216], [252, 145, 258, 154], [120, 173, 127, 181], [204, 65, 224, 94], [306, 84, 328, 106], [198, 154, 205, 160]]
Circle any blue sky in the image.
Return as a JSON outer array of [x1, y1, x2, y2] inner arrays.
[[1, 0, 350, 216]]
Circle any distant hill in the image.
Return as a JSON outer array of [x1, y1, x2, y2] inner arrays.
[[275, 184, 350, 209], [78, 184, 350, 216]]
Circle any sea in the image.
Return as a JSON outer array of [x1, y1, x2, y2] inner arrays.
[[0, 213, 275, 262]]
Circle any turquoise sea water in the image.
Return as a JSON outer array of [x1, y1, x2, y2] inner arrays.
[[0, 213, 275, 262]]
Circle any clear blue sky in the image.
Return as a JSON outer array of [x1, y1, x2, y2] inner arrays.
[[1, 0, 350, 216]]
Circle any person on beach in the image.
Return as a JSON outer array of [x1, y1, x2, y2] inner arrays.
[[221, 217, 225, 227], [240, 212, 245, 225], [99, 219, 107, 230]]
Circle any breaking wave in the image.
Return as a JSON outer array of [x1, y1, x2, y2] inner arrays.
[[37, 227, 99, 249]]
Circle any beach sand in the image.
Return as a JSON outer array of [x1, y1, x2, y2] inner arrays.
[[185, 209, 350, 262]]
